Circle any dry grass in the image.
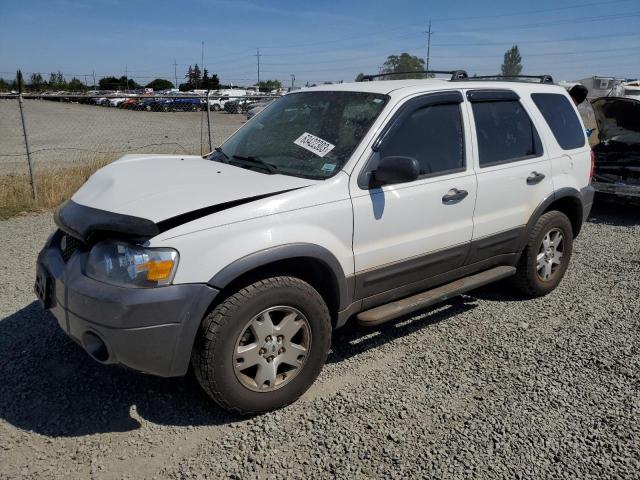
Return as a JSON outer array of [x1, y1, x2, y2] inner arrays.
[[0, 156, 112, 220]]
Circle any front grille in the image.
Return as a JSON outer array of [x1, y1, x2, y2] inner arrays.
[[59, 233, 82, 262]]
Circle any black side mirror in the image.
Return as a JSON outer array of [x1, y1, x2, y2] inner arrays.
[[371, 156, 420, 187]]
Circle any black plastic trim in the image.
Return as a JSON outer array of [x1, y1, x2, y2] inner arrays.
[[156, 188, 302, 233], [208, 243, 351, 311], [466, 89, 520, 102], [55, 200, 159, 244], [354, 243, 469, 299], [464, 227, 525, 265], [360, 253, 519, 310], [521, 187, 584, 248]]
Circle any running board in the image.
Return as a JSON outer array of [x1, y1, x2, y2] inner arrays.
[[357, 266, 516, 327]]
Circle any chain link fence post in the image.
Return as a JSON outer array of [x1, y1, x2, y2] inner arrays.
[[17, 70, 37, 200], [206, 90, 213, 152]]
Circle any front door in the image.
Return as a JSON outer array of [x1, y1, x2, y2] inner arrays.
[[350, 91, 477, 300]]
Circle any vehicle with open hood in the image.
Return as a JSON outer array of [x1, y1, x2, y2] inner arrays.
[[35, 72, 594, 414], [591, 96, 640, 198]]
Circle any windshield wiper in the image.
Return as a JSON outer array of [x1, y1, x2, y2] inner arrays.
[[230, 154, 278, 174], [212, 146, 230, 163]]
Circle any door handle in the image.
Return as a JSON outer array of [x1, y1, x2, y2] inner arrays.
[[526, 171, 546, 185], [442, 188, 468, 204]]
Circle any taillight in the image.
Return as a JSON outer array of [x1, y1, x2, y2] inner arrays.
[[589, 149, 595, 181]]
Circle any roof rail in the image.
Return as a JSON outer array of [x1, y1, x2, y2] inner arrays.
[[454, 74, 554, 84], [358, 70, 469, 82]]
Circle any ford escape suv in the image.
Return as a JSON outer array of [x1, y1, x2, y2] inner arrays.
[[35, 71, 594, 414]]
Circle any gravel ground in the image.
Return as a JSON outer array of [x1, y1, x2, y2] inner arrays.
[[0, 198, 638, 479], [0, 99, 245, 174]]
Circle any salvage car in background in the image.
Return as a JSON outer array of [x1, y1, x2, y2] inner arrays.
[[591, 96, 640, 198], [246, 99, 274, 120]]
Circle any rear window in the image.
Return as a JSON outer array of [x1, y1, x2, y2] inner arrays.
[[531, 93, 585, 150], [471, 100, 543, 167]]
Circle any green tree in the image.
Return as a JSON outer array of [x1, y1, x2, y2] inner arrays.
[[256, 79, 282, 91], [0, 78, 10, 92], [67, 77, 86, 92], [29, 73, 45, 91], [145, 78, 174, 90], [355, 73, 366, 81], [381, 53, 426, 79], [501, 45, 523, 76], [98, 76, 120, 90], [202, 69, 220, 90], [48, 71, 67, 90]]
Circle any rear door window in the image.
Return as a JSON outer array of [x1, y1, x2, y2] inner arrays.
[[531, 93, 586, 150], [471, 100, 543, 167]]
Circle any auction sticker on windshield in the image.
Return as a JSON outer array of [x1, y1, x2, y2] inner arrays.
[[294, 132, 335, 158]]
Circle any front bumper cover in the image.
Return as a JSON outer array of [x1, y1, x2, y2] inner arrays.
[[36, 235, 218, 377]]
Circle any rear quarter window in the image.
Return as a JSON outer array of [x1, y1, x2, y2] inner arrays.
[[531, 93, 586, 150]]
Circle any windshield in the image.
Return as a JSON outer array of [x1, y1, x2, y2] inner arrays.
[[209, 91, 389, 179]]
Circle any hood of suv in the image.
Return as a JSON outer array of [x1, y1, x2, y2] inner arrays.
[[71, 154, 314, 224]]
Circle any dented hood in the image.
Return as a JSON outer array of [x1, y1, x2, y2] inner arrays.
[[60, 154, 314, 240]]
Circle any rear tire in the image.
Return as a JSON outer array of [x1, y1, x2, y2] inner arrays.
[[514, 210, 573, 297], [192, 276, 331, 414]]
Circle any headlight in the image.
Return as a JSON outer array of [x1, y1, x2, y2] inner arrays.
[[86, 241, 179, 288]]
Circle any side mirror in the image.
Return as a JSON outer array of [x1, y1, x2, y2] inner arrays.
[[371, 156, 420, 187]]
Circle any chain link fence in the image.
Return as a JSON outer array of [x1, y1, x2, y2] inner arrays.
[[0, 93, 278, 215]]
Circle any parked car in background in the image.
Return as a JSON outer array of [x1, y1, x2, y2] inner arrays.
[[165, 97, 202, 112], [591, 96, 640, 198], [208, 89, 248, 111], [224, 97, 257, 114], [246, 99, 275, 120]]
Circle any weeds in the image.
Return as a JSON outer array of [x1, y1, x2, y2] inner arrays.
[[0, 157, 112, 220]]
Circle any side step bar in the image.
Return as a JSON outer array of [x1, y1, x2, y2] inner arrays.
[[357, 266, 516, 327]]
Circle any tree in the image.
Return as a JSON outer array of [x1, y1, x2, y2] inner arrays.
[[29, 73, 45, 91], [182, 64, 204, 90], [0, 78, 10, 92], [501, 45, 523, 76], [381, 53, 426, 79], [67, 77, 86, 92], [98, 76, 120, 90], [355, 73, 366, 82], [256, 79, 282, 91], [145, 78, 174, 91], [202, 69, 220, 90], [49, 71, 67, 90]]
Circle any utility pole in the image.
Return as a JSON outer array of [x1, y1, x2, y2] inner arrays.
[[124, 65, 128, 92], [173, 59, 178, 89], [290, 74, 295, 91], [255, 48, 261, 86], [201, 41, 205, 89], [426, 20, 432, 71], [92, 70, 96, 90]]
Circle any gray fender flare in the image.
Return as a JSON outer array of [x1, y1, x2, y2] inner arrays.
[[207, 243, 352, 311]]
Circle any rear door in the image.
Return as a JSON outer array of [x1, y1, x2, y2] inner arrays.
[[466, 89, 553, 263], [350, 91, 477, 300]]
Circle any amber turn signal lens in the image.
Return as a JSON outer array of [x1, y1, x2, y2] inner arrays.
[[143, 260, 175, 281]]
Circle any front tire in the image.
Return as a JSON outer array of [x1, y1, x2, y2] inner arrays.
[[514, 210, 573, 297], [192, 276, 331, 414]]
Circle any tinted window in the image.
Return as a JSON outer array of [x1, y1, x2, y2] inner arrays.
[[380, 103, 464, 176], [472, 100, 543, 167], [532, 93, 586, 150]]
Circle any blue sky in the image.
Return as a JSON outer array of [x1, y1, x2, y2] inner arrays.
[[1, 0, 639, 86]]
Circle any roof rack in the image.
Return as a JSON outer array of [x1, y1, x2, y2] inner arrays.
[[454, 74, 554, 84], [358, 70, 469, 82]]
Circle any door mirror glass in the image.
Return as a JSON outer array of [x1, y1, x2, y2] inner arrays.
[[372, 156, 420, 186]]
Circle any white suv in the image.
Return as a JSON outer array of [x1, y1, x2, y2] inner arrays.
[[35, 73, 594, 414]]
